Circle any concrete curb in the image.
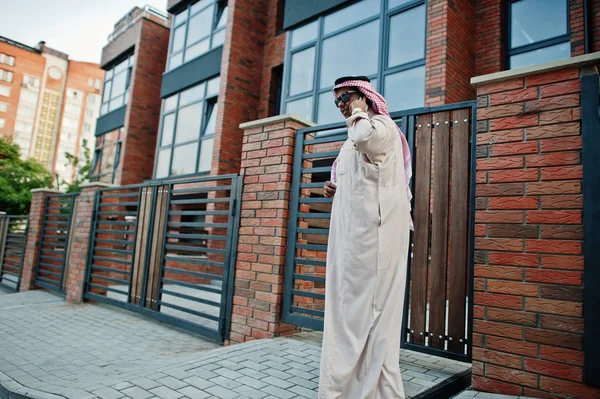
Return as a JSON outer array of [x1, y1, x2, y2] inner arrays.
[[0, 371, 66, 399]]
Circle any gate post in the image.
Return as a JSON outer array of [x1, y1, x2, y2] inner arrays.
[[65, 182, 114, 304], [21, 188, 61, 292], [229, 115, 313, 344]]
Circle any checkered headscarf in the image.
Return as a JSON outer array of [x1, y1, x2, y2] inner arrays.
[[332, 79, 413, 230]]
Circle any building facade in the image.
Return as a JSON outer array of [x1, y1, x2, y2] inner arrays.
[[90, 6, 171, 186], [83, 0, 600, 396], [0, 37, 103, 186]]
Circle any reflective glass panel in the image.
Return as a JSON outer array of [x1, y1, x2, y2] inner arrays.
[[286, 96, 313, 122], [291, 20, 318, 48], [384, 66, 425, 112], [511, 0, 568, 48], [171, 143, 198, 175], [161, 113, 176, 146], [198, 137, 214, 172], [320, 20, 379, 88], [510, 42, 571, 69], [323, 0, 380, 35], [175, 102, 203, 144], [289, 47, 315, 96], [388, 5, 426, 67]]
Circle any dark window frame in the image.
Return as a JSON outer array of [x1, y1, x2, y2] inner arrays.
[[100, 54, 134, 116], [167, 0, 229, 72], [506, 0, 571, 69], [281, 0, 427, 123], [153, 78, 220, 179], [90, 128, 122, 184]]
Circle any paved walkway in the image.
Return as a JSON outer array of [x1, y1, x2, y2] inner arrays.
[[0, 291, 470, 399], [452, 391, 535, 399]]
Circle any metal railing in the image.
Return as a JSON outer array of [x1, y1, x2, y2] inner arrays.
[[0, 215, 29, 292]]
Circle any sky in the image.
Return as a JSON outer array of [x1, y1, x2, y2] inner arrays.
[[1, 0, 169, 64]]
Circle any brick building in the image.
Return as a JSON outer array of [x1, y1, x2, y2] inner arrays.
[[90, 5, 170, 185], [64, 0, 600, 397], [0, 37, 104, 186]]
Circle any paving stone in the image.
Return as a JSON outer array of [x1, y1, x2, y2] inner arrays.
[[233, 384, 270, 399], [205, 385, 240, 399], [178, 385, 211, 399], [237, 375, 268, 390], [260, 385, 297, 399], [156, 376, 188, 390], [214, 367, 244, 380], [289, 384, 318, 398], [289, 376, 319, 390], [120, 386, 154, 399], [210, 375, 242, 390], [92, 387, 125, 399], [182, 376, 214, 390]]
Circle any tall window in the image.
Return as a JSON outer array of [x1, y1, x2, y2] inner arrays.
[[167, 0, 228, 71], [91, 128, 122, 184], [0, 118, 5, 129], [0, 102, 7, 112], [0, 54, 15, 67], [283, 0, 426, 123], [0, 85, 10, 97], [0, 69, 13, 83], [154, 76, 220, 178], [100, 55, 133, 115], [508, 0, 570, 69]]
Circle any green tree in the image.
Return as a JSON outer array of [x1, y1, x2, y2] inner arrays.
[[61, 138, 92, 193], [0, 137, 53, 215]]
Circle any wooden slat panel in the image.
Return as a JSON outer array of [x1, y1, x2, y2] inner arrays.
[[428, 112, 450, 349], [409, 113, 432, 346], [447, 109, 471, 354], [131, 188, 150, 304], [62, 201, 78, 292], [146, 186, 168, 310]]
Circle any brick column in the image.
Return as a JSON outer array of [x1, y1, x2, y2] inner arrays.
[[228, 115, 313, 344], [20, 188, 61, 292], [472, 58, 600, 398], [65, 182, 114, 304]]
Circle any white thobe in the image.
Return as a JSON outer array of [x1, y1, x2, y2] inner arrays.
[[319, 108, 411, 399]]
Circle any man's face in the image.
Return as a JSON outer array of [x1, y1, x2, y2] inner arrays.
[[333, 88, 361, 118]]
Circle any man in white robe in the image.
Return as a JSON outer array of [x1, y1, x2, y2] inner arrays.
[[319, 76, 413, 399]]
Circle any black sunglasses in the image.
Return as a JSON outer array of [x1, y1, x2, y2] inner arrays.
[[334, 90, 359, 107]]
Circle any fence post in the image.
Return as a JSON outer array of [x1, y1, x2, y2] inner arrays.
[[228, 115, 313, 344], [65, 182, 114, 304], [20, 188, 61, 292]]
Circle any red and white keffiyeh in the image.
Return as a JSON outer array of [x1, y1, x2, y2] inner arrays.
[[331, 79, 414, 230]]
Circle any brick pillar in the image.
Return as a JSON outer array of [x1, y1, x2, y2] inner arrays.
[[20, 188, 61, 292], [228, 114, 313, 344], [472, 59, 600, 398], [65, 182, 114, 304]]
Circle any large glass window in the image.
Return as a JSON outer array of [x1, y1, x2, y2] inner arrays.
[[154, 76, 220, 178], [91, 128, 122, 184], [167, 0, 229, 71], [100, 55, 133, 115], [282, 0, 427, 123], [508, 0, 570, 69]]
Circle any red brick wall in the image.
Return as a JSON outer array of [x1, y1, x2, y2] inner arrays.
[[228, 117, 309, 344], [592, 0, 600, 53], [475, 0, 506, 76], [213, 0, 270, 176], [257, 0, 286, 119], [65, 184, 103, 303], [118, 19, 169, 185], [445, 0, 476, 103], [425, 0, 476, 106], [473, 65, 600, 398], [571, 0, 586, 56]]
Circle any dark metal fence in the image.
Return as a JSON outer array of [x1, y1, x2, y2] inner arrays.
[[84, 175, 242, 343], [35, 194, 78, 294], [282, 102, 477, 362], [0, 215, 29, 292]]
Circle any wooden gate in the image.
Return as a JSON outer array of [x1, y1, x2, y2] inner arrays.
[[83, 175, 242, 343], [282, 102, 476, 361]]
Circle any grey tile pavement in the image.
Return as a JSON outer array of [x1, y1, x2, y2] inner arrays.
[[0, 291, 471, 398], [452, 390, 536, 399]]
